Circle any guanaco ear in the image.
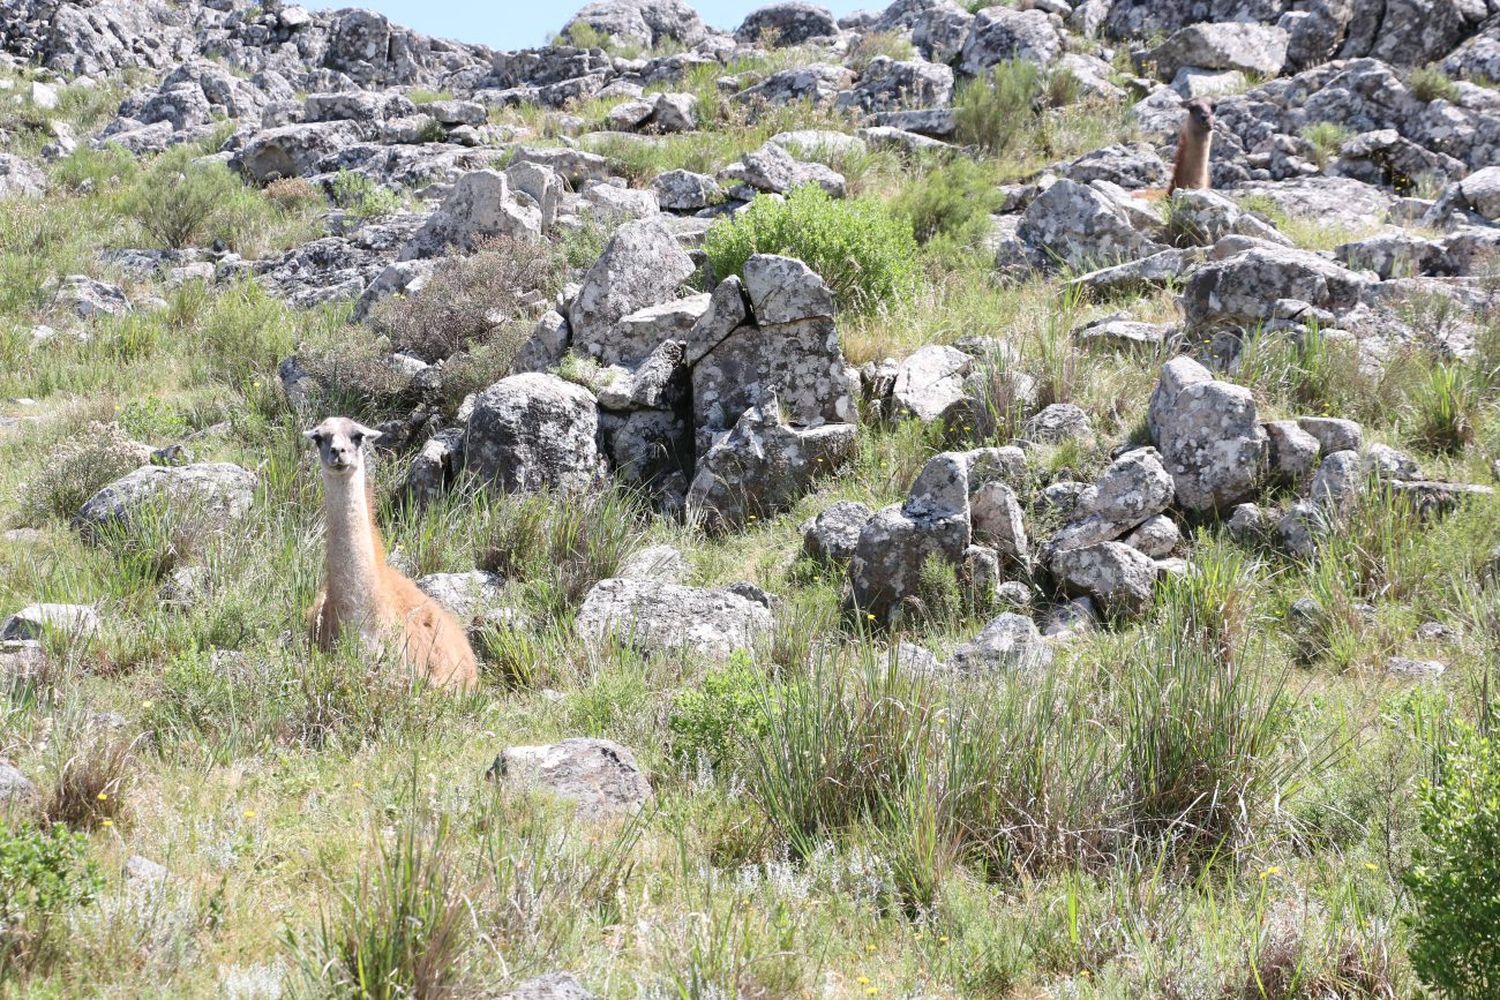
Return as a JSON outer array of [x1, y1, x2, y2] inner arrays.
[[350, 422, 382, 444], [302, 428, 322, 443]]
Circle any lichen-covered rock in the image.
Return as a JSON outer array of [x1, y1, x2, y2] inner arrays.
[[576, 579, 773, 658], [569, 219, 694, 365], [1148, 357, 1268, 513], [1183, 244, 1373, 332], [960, 7, 1061, 75], [0, 154, 46, 199], [652, 169, 723, 211], [735, 2, 839, 45], [238, 121, 361, 181], [617, 544, 687, 584], [1297, 416, 1363, 454], [1264, 419, 1322, 486], [490, 738, 651, 820], [463, 374, 605, 493], [1148, 22, 1289, 80], [950, 612, 1053, 672], [890, 345, 975, 424], [1018, 179, 1166, 271], [1048, 448, 1175, 553], [0, 761, 36, 807], [497, 972, 597, 1000], [1062, 143, 1168, 189], [730, 142, 846, 197], [1123, 514, 1181, 559], [1023, 403, 1093, 445], [1051, 541, 1158, 617], [76, 463, 257, 537], [802, 500, 874, 562], [1, 603, 100, 641], [415, 570, 506, 622], [1310, 449, 1364, 512], [563, 0, 708, 49], [686, 395, 856, 532]]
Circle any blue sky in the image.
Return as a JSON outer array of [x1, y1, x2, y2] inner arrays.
[[311, 1, 871, 51]]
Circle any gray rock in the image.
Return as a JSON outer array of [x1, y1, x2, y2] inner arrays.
[[970, 480, 1029, 565], [1, 603, 100, 641], [563, 0, 708, 49], [497, 972, 596, 1000], [415, 570, 506, 622], [76, 463, 257, 537], [55, 276, 130, 318], [1042, 595, 1098, 638], [1183, 244, 1372, 332], [1018, 179, 1166, 271], [490, 738, 651, 820], [802, 500, 874, 562], [1277, 500, 1325, 558], [463, 374, 605, 493], [950, 613, 1053, 673], [1062, 143, 1168, 190], [652, 169, 723, 211], [1148, 22, 1289, 80], [743, 254, 835, 325], [1310, 449, 1364, 512], [1226, 502, 1265, 541], [1148, 357, 1267, 513], [1050, 541, 1158, 617], [576, 579, 773, 659], [238, 121, 362, 182], [1049, 448, 1176, 555], [1363, 442, 1421, 481], [1123, 514, 1180, 558], [735, 65, 856, 107], [1065, 248, 1204, 298], [122, 855, 169, 891], [405, 170, 541, 257], [617, 545, 688, 584], [841, 56, 954, 112], [890, 345, 974, 424], [685, 276, 748, 366], [510, 147, 612, 187], [604, 295, 711, 372], [1264, 419, 1321, 486], [569, 220, 694, 365], [1072, 317, 1174, 350], [686, 395, 856, 532], [1297, 416, 1362, 454], [960, 7, 1062, 75], [1023, 403, 1092, 445], [1385, 656, 1446, 680], [0, 761, 36, 806], [732, 142, 846, 198], [735, 2, 839, 44], [0, 154, 46, 198]]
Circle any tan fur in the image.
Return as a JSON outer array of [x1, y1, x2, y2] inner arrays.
[[1168, 98, 1216, 196], [305, 418, 478, 692]]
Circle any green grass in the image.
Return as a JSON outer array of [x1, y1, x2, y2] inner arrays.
[[0, 67, 1498, 1000]]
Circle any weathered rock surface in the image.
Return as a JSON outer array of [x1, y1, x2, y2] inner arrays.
[[576, 579, 773, 658], [463, 374, 605, 493], [75, 463, 257, 537], [490, 738, 651, 820]]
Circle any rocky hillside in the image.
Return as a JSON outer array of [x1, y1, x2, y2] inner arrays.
[[2, 0, 1500, 996]]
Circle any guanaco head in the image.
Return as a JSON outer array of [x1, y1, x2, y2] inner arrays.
[[1182, 97, 1216, 137], [304, 416, 380, 478]]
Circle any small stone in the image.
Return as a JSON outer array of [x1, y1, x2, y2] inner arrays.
[[1384, 656, 1445, 680], [488, 738, 651, 820]]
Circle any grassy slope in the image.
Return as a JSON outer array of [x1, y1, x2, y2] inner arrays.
[[0, 57, 1497, 999]]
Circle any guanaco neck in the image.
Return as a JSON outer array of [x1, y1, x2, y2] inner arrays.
[[1170, 125, 1212, 194], [322, 464, 387, 622]]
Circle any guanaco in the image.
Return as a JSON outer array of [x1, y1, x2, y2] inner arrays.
[[304, 417, 478, 691], [1167, 97, 1216, 196]]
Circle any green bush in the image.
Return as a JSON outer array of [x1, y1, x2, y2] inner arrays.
[[954, 60, 1044, 155], [1409, 65, 1460, 103], [1407, 725, 1500, 998], [20, 420, 150, 524], [703, 185, 920, 314], [126, 155, 254, 249], [668, 654, 775, 769], [330, 170, 401, 219], [0, 821, 102, 975], [890, 156, 1003, 249], [1299, 121, 1352, 170]]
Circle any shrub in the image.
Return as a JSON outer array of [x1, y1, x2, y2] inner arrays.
[[126, 157, 249, 249], [44, 732, 137, 830], [703, 185, 920, 314], [369, 235, 564, 362], [668, 654, 775, 770], [954, 60, 1044, 155], [263, 177, 324, 212], [330, 170, 401, 219], [1300, 121, 1352, 170], [20, 420, 151, 524], [890, 156, 1003, 249], [0, 821, 102, 976], [1407, 724, 1500, 998], [1409, 65, 1460, 103]]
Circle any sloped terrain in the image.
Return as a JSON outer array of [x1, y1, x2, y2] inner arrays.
[[2, 0, 1500, 996]]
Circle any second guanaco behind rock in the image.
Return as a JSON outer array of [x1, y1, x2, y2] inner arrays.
[[1167, 97, 1216, 196], [304, 416, 478, 692]]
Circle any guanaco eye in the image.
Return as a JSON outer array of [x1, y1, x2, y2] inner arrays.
[[350, 433, 365, 446]]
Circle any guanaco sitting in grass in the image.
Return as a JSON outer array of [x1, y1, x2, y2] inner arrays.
[[304, 417, 477, 691]]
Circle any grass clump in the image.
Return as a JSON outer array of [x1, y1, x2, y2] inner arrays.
[[330, 170, 401, 220], [1300, 121, 1353, 170], [954, 59, 1083, 156], [18, 421, 149, 525], [369, 235, 563, 363], [890, 156, 1004, 255], [1409, 65, 1460, 103], [703, 185, 920, 314], [1406, 723, 1500, 998], [298, 809, 469, 999]]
